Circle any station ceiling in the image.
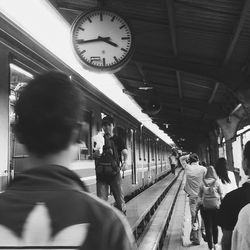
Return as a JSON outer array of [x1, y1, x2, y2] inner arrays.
[[49, 0, 250, 151]]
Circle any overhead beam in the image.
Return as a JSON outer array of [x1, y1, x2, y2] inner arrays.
[[119, 74, 212, 90], [166, 0, 183, 106], [166, 0, 178, 55], [123, 86, 228, 107], [203, 0, 250, 119], [223, 0, 250, 64], [97, 0, 108, 8], [119, 76, 178, 90], [208, 81, 220, 104], [134, 62, 147, 84], [133, 52, 247, 90], [166, 126, 209, 138], [56, 2, 168, 25], [176, 71, 183, 99], [161, 101, 223, 114]]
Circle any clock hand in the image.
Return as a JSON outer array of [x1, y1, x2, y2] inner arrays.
[[76, 38, 101, 44], [76, 37, 118, 47], [98, 36, 118, 47]]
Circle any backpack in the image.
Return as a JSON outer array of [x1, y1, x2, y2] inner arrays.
[[202, 181, 221, 209], [95, 135, 120, 183]]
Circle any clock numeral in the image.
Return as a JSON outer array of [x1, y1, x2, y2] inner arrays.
[[121, 48, 128, 52], [79, 27, 85, 31], [113, 56, 119, 62], [100, 12, 103, 21], [121, 37, 130, 40], [119, 24, 125, 29], [90, 56, 101, 62], [87, 17, 92, 23], [111, 16, 116, 22], [103, 58, 106, 66], [80, 50, 86, 55]]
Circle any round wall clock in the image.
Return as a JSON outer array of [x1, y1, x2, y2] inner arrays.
[[71, 9, 134, 73]]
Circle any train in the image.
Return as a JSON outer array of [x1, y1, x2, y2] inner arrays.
[[0, 9, 174, 197]]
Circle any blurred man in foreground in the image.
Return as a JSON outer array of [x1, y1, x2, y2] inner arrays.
[[0, 71, 136, 250]]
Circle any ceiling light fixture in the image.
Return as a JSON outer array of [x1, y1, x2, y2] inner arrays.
[[138, 86, 153, 90]]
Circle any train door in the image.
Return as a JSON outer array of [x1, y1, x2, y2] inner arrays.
[[130, 129, 137, 184], [78, 110, 92, 160], [147, 138, 151, 178], [9, 64, 34, 179], [0, 49, 11, 188], [116, 125, 127, 169], [154, 141, 157, 176], [158, 143, 163, 172]]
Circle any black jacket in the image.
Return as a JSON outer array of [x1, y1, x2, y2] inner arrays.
[[0, 165, 136, 250]]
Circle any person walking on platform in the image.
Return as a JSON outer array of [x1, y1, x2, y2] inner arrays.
[[0, 72, 136, 250], [199, 166, 223, 250], [180, 153, 207, 245], [93, 115, 128, 214], [169, 150, 178, 175], [217, 140, 250, 250], [214, 157, 237, 197]]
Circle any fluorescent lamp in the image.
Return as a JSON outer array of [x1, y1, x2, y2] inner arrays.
[[0, 0, 174, 145], [10, 63, 33, 79]]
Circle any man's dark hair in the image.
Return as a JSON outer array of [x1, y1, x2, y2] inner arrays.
[[172, 150, 178, 157], [200, 161, 207, 167], [101, 115, 114, 126], [189, 153, 199, 163], [14, 71, 82, 157]]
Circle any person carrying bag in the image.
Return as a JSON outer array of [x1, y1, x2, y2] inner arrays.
[[199, 165, 223, 250], [93, 116, 128, 214], [95, 134, 120, 183]]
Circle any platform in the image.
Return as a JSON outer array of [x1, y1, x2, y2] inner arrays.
[[163, 186, 222, 250]]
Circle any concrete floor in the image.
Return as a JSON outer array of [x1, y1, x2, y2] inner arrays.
[[181, 195, 222, 250]]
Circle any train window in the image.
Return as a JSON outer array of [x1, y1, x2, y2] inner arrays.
[[138, 128, 142, 161], [155, 141, 158, 162], [151, 140, 154, 161], [78, 110, 91, 160], [147, 138, 150, 170], [160, 145, 163, 171], [158, 144, 161, 161], [9, 64, 34, 177], [143, 136, 146, 161], [116, 126, 127, 145], [116, 126, 127, 161], [130, 129, 137, 184]]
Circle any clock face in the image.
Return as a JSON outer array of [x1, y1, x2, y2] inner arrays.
[[71, 9, 134, 73]]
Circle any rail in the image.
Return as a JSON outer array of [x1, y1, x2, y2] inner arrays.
[[137, 171, 184, 249], [126, 168, 183, 240]]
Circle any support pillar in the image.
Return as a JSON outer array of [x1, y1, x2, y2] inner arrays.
[[216, 105, 246, 184], [225, 139, 234, 171], [197, 140, 210, 165], [208, 131, 219, 165]]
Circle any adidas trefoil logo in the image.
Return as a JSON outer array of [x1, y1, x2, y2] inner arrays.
[[0, 203, 89, 248]]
